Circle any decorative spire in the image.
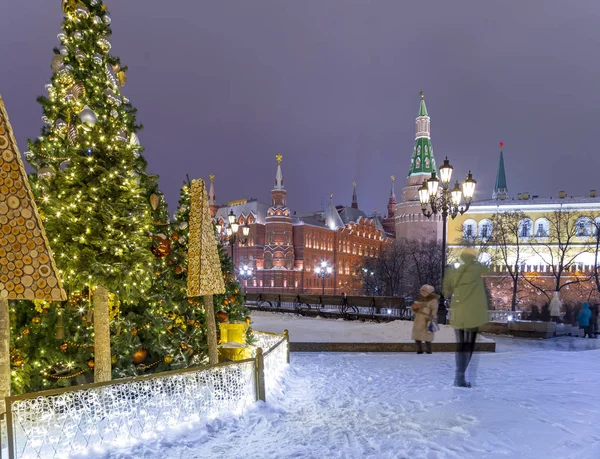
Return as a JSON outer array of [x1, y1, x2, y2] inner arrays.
[[274, 154, 284, 190], [387, 175, 397, 218], [408, 92, 436, 178], [208, 173, 216, 205], [324, 193, 344, 230], [418, 91, 428, 116], [493, 141, 508, 200], [351, 181, 358, 209]]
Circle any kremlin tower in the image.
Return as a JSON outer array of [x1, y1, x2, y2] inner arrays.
[[395, 92, 442, 241], [264, 155, 294, 270]]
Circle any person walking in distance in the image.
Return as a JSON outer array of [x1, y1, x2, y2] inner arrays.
[[549, 291, 562, 323], [577, 302, 593, 338], [411, 285, 439, 354], [443, 248, 489, 388]]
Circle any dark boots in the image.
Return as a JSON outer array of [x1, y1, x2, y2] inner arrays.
[[416, 340, 423, 354], [415, 341, 432, 354]]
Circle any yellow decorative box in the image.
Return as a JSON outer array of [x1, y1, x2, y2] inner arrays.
[[219, 323, 248, 344], [218, 343, 252, 361]]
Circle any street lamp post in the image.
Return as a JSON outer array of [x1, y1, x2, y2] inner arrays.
[[223, 209, 250, 267], [418, 157, 476, 324], [238, 264, 254, 293], [314, 261, 333, 295]]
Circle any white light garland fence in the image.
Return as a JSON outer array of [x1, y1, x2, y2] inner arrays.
[[4, 329, 289, 459]]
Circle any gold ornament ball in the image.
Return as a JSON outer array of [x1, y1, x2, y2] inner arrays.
[[164, 355, 173, 364], [12, 356, 24, 367], [38, 166, 56, 182], [32, 316, 41, 324], [87, 359, 95, 369], [133, 348, 148, 365], [23, 328, 30, 336], [59, 343, 68, 352], [216, 310, 229, 323]]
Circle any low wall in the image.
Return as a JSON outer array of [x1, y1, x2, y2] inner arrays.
[[290, 342, 495, 353], [479, 320, 583, 338]]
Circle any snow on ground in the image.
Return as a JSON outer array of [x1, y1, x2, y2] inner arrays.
[[94, 337, 600, 459], [250, 311, 493, 343]]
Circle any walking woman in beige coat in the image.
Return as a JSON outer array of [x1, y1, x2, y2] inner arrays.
[[411, 284, 439, 354]]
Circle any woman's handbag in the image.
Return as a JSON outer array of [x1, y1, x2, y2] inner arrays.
[[428, 319, 440, 333]]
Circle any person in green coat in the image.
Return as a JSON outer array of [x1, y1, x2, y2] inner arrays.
[[443, 248, 489, 388]]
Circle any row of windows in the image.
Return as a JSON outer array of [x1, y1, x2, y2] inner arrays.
[[463, 216, 600, 240]]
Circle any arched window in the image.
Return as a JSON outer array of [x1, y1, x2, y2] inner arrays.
[[576, 217, 592, 237], [519, 218, 533, 238], [594, 217, 600, 236], [478, 219, 493, 240], [534, 218, 550, 238], [463, 219, 477, 240]]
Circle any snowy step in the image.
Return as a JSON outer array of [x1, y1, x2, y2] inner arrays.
[[288, 342, 496, 353]]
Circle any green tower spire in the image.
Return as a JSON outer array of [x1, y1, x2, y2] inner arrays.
[[418, 90, 428, 116], [493, 141, 508, 200], [408, 91, 436, 178]]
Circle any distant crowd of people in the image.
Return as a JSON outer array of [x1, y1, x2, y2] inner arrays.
[[547, 292, 599, 338]]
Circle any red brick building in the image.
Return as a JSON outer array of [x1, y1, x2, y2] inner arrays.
[[210, 157, 395, 294]]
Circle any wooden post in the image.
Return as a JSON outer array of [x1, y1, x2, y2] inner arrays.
[[255, 347, 266, 401], [204, 295, 219, 364], [0, 297, 10, 415], [93, 285, 111, 382], [284, 329, 290, 364]]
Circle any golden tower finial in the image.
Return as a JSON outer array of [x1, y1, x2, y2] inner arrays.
[[391, 175, 395, 182], [330, 193, 333, 200], [420, 90, 424, 99], [209, 174, 215, 181], [276, 154, 283, 164], [353, 181, 356, 187]]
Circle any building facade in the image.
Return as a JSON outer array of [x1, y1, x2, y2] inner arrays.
[[211, 157, 393, 294], [394, 94, 600, 309]]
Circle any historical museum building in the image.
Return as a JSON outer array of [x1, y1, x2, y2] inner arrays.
[[395, 94, 600, 308], [210, 157, 395, 294]]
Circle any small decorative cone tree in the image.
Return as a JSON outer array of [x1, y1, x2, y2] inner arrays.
[[0, 97, 66, 409], [187, 179, 225, 364]]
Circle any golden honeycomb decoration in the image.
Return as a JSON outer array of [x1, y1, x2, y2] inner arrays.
[[0, 96, 66, 302], [186, 178, 225, 298]]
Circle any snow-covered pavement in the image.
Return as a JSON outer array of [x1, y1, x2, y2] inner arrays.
[[250, 311, 493, 343], [95, 337, 600, 459]]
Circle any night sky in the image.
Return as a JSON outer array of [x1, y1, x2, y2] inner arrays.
[[2, 1, 600, 214]]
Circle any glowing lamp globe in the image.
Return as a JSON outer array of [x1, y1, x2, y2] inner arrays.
[[227, 210, 236, 225], [462, 172, 476, 200], [439, 158, 453, 185], [427, 172, 440, 196], [418, 182, 430, 205], [451, 182, 462, 206]]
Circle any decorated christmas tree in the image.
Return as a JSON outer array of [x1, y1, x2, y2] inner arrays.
[[119, 179, 250, 372], [13, 0, 155, 390]]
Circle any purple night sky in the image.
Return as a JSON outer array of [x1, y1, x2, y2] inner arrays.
[[1, 0, 600, 214]]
